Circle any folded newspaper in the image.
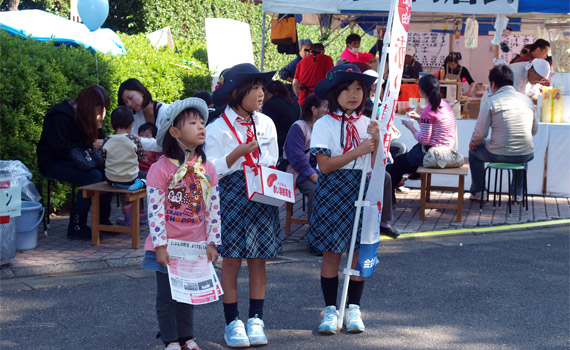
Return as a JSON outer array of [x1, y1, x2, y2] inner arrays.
[[167, 240, 223, 305]]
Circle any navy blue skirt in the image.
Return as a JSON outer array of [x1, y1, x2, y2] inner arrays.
[[307, 169, 369, 254], [218, 171, 281, 258]]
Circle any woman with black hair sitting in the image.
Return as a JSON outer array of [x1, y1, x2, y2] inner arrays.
[[387, 75, 457, 204], [118, 78, 170, 134]]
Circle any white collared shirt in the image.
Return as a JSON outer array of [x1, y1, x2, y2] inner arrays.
[[310, 111, 371, 171], [510, 61, 531, 95], [130, 102, 170, 135], [205, 106, 279, 178]]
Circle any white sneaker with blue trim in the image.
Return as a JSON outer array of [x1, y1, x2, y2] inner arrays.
[[344, 304, 365, 333], [246, 314, 268, 345], [318, 305, 338, 335], [224, 318, 250, 348]]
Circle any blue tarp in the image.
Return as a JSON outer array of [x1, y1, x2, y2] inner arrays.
[[518, 0, 569, 14], [0, 9, 126, 55]]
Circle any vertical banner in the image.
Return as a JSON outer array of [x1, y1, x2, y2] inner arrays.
[[356, 0, 412, 278]]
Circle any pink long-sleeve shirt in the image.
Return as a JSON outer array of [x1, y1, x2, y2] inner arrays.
[[413, 100, 457, 148]]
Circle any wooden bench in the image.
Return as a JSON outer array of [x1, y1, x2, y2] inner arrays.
[[416, 158, 469, 222], [284, 196, 309, 236], [79, 181, 147, 249]]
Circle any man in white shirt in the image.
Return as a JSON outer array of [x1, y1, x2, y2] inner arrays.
[[509, 58, 551, 103]]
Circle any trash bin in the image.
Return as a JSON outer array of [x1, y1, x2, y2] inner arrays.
[[0, 218, 16, 265], [15, 201, 44, 252]]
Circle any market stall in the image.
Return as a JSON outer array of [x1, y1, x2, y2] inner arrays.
[[261, 0, 570, 196]]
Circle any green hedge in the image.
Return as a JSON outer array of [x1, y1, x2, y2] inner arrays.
[[101, 0, 376, 72], [1, 0, 376, 212], [0, 30, 211, 211]]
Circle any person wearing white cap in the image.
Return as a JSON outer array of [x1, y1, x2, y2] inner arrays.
[[403, 45, 423, 79], [509, 58, 551, 103]]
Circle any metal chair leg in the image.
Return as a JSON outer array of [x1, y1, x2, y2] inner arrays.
[[507, 170, 512, 215], [524, 169, 528, 211]]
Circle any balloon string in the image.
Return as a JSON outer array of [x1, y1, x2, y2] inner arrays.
[[95, 53, 99, 85]]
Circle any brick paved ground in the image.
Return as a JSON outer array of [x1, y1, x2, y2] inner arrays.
[[2, 189, 569, 273]]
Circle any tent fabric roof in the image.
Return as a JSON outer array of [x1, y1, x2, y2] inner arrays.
[[263, 0, 569, 15], [0, 10, 126, 55]]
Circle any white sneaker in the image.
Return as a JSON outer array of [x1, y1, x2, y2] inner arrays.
[[318, 306, 338, 335], [246, 314, 268, 345], [396, 186, 411, 193], [164, 342, 181, 350], [344, 304, 365, 333], [224, 318, 250, 348], [469, 192, 487, 202]]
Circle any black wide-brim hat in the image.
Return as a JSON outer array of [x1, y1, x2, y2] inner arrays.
[[212, 63, 276, 107], [314, 64, 377, 100]]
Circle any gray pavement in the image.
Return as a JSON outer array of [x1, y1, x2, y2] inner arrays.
[[1, 225, 569, 350]]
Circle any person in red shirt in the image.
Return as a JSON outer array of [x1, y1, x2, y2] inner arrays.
[[293, 43, 334, 106], [339, 33, 377, 66]]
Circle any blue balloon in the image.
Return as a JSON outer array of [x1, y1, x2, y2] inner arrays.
[[77, 0, 109, 32]]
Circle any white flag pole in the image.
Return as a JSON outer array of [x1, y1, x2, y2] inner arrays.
[[336, 0, 399, 331]]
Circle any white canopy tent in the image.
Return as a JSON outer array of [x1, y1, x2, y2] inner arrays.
[[263, 0, 518, 15], [259, 0, 568, 72]]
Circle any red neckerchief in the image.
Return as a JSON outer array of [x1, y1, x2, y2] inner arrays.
[[221, 112, 259, 171], [330, 112, 361, 154]]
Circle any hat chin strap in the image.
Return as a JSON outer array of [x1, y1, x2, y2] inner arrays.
[[237, 104, 263, 157], [238, 104, 255, 119], [177, 138, 197, 153], [339, 109, 347, 150]]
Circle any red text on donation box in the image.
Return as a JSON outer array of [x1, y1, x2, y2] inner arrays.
[[243, 164, 296, 207]]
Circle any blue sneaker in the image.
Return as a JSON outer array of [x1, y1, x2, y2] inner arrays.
[[318, 305, 338, 335], [344, 304, 365, 333], [246, 314, 268, 345], [224, 318, 250, 348]]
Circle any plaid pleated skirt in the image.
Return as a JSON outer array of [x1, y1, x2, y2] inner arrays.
[[218, 171, 281, 259], [307, 169, 369, 254]]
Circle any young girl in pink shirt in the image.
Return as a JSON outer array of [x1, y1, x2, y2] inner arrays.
[[142, 97, 221, 350]]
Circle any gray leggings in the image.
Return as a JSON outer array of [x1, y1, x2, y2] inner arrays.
[[156, 271, 194, 344]]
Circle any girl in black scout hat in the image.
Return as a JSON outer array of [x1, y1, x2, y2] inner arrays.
[[205, 63, 279, 348], [307, 64, 379, 335]]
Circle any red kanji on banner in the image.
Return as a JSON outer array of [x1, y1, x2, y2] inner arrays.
[[394, 36, 406, 68]]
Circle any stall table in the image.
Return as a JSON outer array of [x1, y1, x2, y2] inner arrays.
[[393, 116, 570, 196]]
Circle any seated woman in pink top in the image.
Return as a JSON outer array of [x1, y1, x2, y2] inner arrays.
[[386, 74, 457, 202]]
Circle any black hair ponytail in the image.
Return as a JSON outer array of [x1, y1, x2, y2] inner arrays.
[[418, 74, 441, 111], [428, 89, 441, 112]]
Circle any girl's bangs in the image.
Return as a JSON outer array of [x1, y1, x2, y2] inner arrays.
[[174, 108, 204, 126]]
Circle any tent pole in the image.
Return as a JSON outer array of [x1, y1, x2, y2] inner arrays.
[[336, 0, 399, 331], [261, 12, 267, 71]]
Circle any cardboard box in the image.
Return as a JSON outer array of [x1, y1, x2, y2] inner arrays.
[[466, 99, 480, 119]]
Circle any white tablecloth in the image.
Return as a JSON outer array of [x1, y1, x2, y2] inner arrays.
[[392, 116, 569, 196]]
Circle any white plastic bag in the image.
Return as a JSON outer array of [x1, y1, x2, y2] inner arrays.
[[0, 161, 41, 202], [464, 18, 478, 49]]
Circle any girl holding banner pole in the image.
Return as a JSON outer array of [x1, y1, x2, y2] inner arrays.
[[307, 64, 378, 335], [205, 63, 280, 348]]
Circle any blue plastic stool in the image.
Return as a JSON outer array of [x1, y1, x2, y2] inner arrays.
[[481, 163, 528, 215]]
